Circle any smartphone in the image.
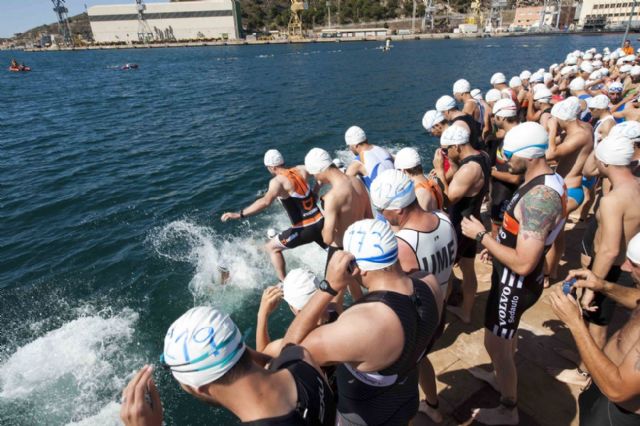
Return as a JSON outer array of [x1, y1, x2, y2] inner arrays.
[[562, 278, 577, 296], [347, 259, 358, 273]]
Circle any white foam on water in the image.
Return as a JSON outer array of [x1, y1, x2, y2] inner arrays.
[[149, 215, 327, 311], [66, 401, 121, 426], [0, 308, 139, 425]]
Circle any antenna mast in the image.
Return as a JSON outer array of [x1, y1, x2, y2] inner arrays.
[[51, 0, 74, 46]]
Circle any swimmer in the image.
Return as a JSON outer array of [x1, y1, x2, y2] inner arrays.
[[283, 219, 441, 426], [453, 79, 485, 139], [121, 307, 336, 426], [433, 125, 490, 324], [486, 99, 523, 236], [556, 136, 640, 387], [370, 170, 456, 424], [490, 72, 517, 105], [436, 95, 484, 150], [526, 86, 554, 130], [394, 147, 444, 211], [343, 125, 394, 190], [305, 147, 372, 302], [422, 109, 448, 138], [545, 97, 593, 284], [461, 122, 566, 425], [550, 232, 640, 426], [221, 149, 325, 281]]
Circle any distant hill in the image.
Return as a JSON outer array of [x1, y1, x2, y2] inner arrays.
[[13, 12, 91, 44]]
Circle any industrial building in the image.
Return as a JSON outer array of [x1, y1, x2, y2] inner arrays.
[[578, 0, 640, 31], [87, 0, 242, 43]]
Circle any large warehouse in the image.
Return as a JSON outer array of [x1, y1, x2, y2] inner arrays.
[[88, 0, 242, 43]]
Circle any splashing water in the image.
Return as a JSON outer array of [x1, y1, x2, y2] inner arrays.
[[0, 308, 139, 425]]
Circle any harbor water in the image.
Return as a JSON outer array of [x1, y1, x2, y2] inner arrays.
[[0, 33, 622, 425]]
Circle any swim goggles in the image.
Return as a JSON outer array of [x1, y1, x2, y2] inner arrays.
[[503, 143, 548, 160]]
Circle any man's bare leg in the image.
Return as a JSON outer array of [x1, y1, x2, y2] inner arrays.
[[471, 330, 519, 425], [447, 257, 476, 323], [418, 358, 443, 423], [265, 240, 286, 282]]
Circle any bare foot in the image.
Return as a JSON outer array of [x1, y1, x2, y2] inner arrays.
[[553, 347, 580, 366], [446, 305, 470, 324], [418, 400, 443, 423], [469, 367, 500, 393], [471, 405, 519, 425], [548, 367, 590, 387]]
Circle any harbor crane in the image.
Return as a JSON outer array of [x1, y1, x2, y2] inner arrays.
[[136, 0, 154, 43], [51, 0, 74, 46], [288, 0, 308, 38]]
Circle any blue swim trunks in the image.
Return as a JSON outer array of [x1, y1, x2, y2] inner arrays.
[[581, 176, 597, 190], [567, 186, 585, 206]]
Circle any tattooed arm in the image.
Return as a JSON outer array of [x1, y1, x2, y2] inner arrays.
[[480, 185, 562, 276]]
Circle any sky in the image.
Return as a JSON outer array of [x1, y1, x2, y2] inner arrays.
[[1, 0, 166, 38]]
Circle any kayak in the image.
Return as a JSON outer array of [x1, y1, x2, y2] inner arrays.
[[9, 66, 31, 72]]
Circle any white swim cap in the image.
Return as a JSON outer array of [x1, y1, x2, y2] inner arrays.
[[624, 54, 636, 63], [394, 147, 421, 170], [492, 98, 517, 118], [453, 79, 471, 94], [490, 72, 506, 85], [344, 219, 398, 271], [520, 70, 532, 80], [601, 68, 610, 76], [422, 109, 445, 131], [592, 60, 603, 69], [163, 307, 246, 389], [503, 122, 548, 159], [345, 125, 367, 146], [436, 95, 457, 112], [603, 55, 611, 61], [333, 157, 344, 168], [587, 94, 610, 110], [530, 71, 544, 83], [618, 58, 626, 66], [620, 64, 632, 73], [370, 169, 416, 210], [632, 66, 640, 77], [264, 149, 284, 167], [595, 135, 634, 166], [565, 55, 577, 66], [560, 66, 576, 77], [589, 70, 602, 81], [595, 53, 603, 60], [509, 76, 522, 88], [500, 88, 513, 99], [470, 88, 482, 100], [440, 124, 470, 146], [283, 268, 318, 310], [544, 72, 553, 84], [610, 51, 619, 60], [533, 86, 553, 102], [485, 88, 502, 103], [551, 97, 581, 121], [608, 81, 624, 93], [583, 52, 593, 60], [580, 62, 594, 74], [609, 121, 640, 143], [569, 77, 585, 91], [304, 147, 333, 174], [627, 233, 640, 264]]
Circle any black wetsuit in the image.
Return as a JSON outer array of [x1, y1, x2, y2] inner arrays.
[[485, 173, 566, 339], [451, 114, 484, 151], [335, 278, 439, 425], [242, 345, 335, 426], [449, 152, 491, 259], [579, 382, 640, 426], [486, 135, 519, 225]]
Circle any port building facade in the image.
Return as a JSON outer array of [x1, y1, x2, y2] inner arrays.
[[88, 0, 242, 43], [578, 1, 640, 31]]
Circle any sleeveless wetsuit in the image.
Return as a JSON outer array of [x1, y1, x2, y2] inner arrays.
[[451, 114, 484, 151], [615, 103, 626, 124], [485, 173, 566, 339], [356, 146, 394, 190], [415, 179, 444, 211], [335, 278, 439, 426], [242, 345, 336, 426], [449, 152, 491, 259], [275, 168, 326, 250]]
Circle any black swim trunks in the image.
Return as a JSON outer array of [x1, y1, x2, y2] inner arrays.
[[579, 382, 640, 426], [275, 219, 327, 250]]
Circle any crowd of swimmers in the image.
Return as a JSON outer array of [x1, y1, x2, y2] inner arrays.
[[119, 41, 640, 426]]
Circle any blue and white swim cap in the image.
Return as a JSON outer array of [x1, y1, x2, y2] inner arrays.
[[163, 307, 245, 388], [344, 219, 398, 271], [370, 169, 416, 210]]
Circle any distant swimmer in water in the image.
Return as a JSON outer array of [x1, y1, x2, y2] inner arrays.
[[221, 149, 326, 281]]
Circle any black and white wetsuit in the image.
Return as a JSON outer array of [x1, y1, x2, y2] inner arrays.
[[335, 278, 439, 425], [485, 173, 566, 339]]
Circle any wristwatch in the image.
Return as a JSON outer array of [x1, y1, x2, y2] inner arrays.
[[475, 230, 489, 243], [318, 279, 338, 296]]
